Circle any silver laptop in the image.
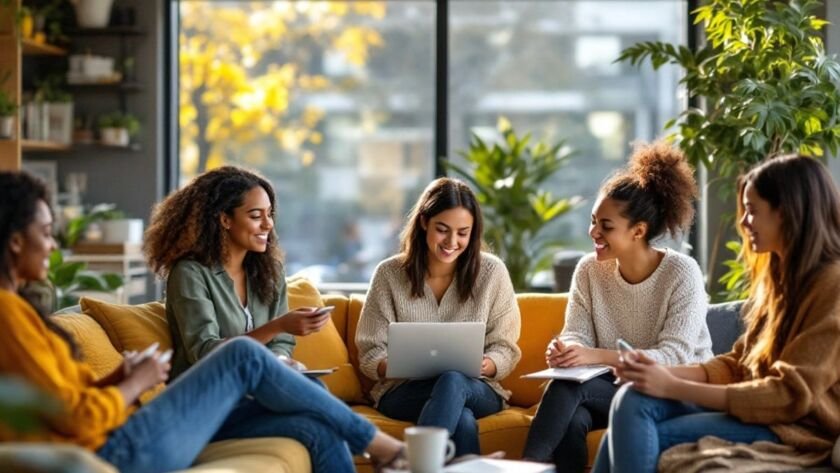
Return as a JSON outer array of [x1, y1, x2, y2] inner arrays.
[[386, 322, 485, 379]]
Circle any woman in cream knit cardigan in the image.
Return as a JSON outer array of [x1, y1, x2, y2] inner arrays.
[[355, 177, 521, 456]]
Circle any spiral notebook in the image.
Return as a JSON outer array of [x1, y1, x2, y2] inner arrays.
[[521, 365, 610, 383]]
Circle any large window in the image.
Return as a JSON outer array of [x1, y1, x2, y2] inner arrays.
[[175, 0, 686, 285]]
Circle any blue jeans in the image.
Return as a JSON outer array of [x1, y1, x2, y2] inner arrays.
[[592, 384, 779, 473], [378, 371, 502, 456], [96, 338, 376, 473], [523, 373, 616, 473]]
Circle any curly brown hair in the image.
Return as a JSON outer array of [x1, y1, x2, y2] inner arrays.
[[144, 166, 283, 305], [601, 141, 698, 242]]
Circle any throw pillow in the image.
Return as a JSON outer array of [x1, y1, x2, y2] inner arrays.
[[51, 312, 123, 379], [287, 276, 364, 404], [80, 298, 171, 353]]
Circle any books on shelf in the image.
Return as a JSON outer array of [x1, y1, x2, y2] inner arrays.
[[521, 365, 611, 383]]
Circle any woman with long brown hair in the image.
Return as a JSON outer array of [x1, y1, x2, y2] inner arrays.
[[355, 177, 522, 456], [593, 155, 840, 472]]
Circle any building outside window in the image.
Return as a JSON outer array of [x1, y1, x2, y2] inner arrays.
[[176, 0, 687, 286]]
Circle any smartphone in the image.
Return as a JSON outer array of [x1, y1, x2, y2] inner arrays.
[[158, 349, 173, 364], [135, 342, 160, 362], [310, 305, 335, 317], [616, 338, 635, 355]]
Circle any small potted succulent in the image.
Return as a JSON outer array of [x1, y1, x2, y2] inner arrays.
[[98, 111, 139, 147]]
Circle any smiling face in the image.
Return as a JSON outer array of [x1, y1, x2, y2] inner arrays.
[[422, 206, 474, 270], [740, 181, 784, 256], [8, 200, 57, 284], [589, 195, 647, 261], [221, 186, 274, 255]]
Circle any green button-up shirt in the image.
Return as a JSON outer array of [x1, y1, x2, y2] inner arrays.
[[165, 259, 295, 379]]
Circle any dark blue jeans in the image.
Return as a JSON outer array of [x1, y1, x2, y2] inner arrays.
[[378, 371, 502, 456], [96, 338, 376, 473], [592, 384, 779, 473], [522, 373, 617, 473]]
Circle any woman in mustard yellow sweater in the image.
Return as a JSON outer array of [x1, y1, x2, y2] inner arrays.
[[0, 172, 405, 473], [593, 155, 840, 472]]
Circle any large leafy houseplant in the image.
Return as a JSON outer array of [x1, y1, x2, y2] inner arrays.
[[446, 118, 581, 291], [48, 250, 123, 310], [617, 0, 840, 299]]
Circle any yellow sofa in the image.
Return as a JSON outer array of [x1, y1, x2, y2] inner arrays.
[[43, 278, 599, 472]]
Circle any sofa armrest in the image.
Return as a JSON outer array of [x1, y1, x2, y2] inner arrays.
[[0, 444, 117, 473]]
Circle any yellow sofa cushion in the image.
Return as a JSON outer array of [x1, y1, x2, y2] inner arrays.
[[180, 438, 311, 473], [50, 312, 123, 379], [501, 293, 568, 408], [288, 277, 365, 404], [80, 298, 171, 352]]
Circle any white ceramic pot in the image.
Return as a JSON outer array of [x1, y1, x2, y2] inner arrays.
[[101, 219, 144, 244], [0, 116, 14, 139], [71, 0, 115, 28], [101, 127, 129, 147]]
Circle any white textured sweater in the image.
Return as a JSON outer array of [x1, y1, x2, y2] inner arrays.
[[356, 252, 522, 405], [560, 249, 713, 364]]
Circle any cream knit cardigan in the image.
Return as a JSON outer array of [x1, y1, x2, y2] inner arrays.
[[356, 252, 522, 405]]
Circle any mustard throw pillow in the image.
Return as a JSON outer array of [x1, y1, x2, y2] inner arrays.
[[80, 298, 171, 353], [51, 312, 123, 379], [287, 277, 364, 404]]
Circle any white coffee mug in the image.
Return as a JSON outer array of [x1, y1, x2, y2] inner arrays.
[[404, 426, 456, 473]]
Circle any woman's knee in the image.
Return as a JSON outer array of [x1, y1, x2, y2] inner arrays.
[[434, 370, 471, 393], [610, 384, 661, 420]]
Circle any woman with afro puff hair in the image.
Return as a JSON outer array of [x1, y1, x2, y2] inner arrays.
[[145, 166, 331, 380], [522, 141, 713, 473]]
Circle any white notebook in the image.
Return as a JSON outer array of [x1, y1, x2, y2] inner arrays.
[[521, 365, 611, 383], [445, 458, 555, 473]]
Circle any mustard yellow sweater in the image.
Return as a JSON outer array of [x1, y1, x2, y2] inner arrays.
[[0, 290, 129, 450], [701, 262, 840, 453]]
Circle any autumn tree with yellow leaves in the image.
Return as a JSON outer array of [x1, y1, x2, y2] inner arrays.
[[179, 2, 386, 178]]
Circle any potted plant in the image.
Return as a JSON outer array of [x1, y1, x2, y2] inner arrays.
[[0, 70, 16, 140], [446, 117, 582, 291], [617, 0, 840, 299], [70, 0, 114, 28], [98, 111, 139, 147]]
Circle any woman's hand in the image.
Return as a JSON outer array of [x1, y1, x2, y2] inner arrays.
[[117, 353, 170, 405], [273, 308, 331, 336], [547, 339, 602, 367], [481, 356, 497, 377], [377, 358, 388, 379], [615, 351, 677, 399]]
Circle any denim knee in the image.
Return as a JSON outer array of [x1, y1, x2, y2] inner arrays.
[[434, 371, 471, 394], [219, 336, 265, 358], [610, 384, 660, 422]]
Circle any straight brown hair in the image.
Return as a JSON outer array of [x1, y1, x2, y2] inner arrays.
[[399, 178, 484, 302]]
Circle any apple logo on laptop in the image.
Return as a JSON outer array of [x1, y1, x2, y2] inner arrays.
[[430, 349, 438, 357]]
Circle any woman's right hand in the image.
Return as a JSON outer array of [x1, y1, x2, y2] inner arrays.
[[118, 353, 170, 405], [273, 308, 331, 336], [377, 358, 388, 379], [545, 337, 565, 367]]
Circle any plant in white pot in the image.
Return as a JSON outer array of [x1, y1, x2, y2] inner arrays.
[[98, 111, 139, 147], [0, 71, 16, 140], [70, 0, 114, 28]]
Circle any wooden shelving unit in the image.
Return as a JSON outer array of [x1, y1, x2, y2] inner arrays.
[[0, 2, 21, 171], [21, 38, 67, 56], [21, 139, 72, 152]]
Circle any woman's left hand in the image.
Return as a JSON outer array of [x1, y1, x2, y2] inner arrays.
[[481, 356, 497, 377], [550, 344, 601, 367], [615, 351, 676, 399]]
